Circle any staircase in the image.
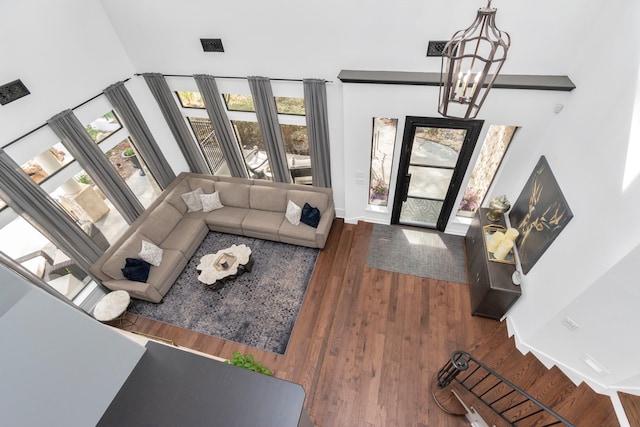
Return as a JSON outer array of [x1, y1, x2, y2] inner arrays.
[[433, 322, 622, 426]]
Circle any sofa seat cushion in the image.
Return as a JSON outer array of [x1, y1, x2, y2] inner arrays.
[[161, 218, 208, 257], [279, 219, 317, 244], [102, 231, 150, 280], [146, 249, 187, 297], [242, 210, 285, 240], [205, 206, 249, 232], [138, 202, 183, 244]]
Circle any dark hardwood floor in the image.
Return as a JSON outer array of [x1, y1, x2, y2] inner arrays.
[[121, 219, 498, 427]]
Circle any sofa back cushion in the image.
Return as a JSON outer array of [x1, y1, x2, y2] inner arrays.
[[287, 189, 329, 214], [164, 180, 191, 214], [138, 202, 182, 244], [250, 186, 287, 212], [216, 181, 250, 208], [102, 231, 149, 280], [188, 176, 216, 193]]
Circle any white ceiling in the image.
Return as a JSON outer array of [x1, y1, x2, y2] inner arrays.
[[99, 0, 600, 79]]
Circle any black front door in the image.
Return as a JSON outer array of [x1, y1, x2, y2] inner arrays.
[[391, 116, 483, 230]]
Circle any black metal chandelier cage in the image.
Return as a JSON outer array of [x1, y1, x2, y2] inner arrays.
[[439, 0, 511, 120]]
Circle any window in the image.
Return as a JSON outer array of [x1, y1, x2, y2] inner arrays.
[[85, 111, 122, 143], [369, 118, 398, 206], [275, 97, 305, 116], [457, 125, 517, 217], [0, 214, 92, 303], [20, 142, 75, 184], [104, 138, 162, 208], [223, 94, 255, 112], [186, 117, 229, 175], [282, 124, 311, 184], [223, 94, 305, 115], [231, 120, 270, 180], [174, 86, 311, 183], [50, 171, 128, 243], [176, 91, 205, 109]]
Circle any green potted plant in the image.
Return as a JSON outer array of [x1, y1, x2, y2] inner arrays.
[[226, 352, 272, 376]]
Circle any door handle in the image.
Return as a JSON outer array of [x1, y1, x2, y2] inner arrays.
[[402, 173, 412, 202]]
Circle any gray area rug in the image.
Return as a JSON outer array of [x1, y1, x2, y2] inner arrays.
[[366, 224, 467, 284], [128, 232, 319, 354]]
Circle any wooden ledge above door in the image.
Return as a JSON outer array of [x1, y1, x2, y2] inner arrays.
[[337, 70, 576, 92]]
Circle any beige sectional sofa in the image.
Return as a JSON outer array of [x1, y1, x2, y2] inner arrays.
[[89, 172, 335, 303]]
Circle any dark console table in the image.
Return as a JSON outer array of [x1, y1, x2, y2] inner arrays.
[[465, 208, 522, 320], [99, 341, 313, 427]]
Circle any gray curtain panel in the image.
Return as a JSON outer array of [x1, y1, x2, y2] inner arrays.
[[142, 73, 210, 174], [0, 149, 103, 272], [248, 76, 291, 183], [303, 79, 332, 188], [103, 80, 176, 189], [193, 74, 248, 178], [47, 109, 144, 224]]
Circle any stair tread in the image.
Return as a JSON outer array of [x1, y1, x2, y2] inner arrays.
[[477, 356, 549, 414], [551, 383, 620, 427], [451, 382, 512, 427], [523, 366, 577, 408], [619, 392, 640, 427]]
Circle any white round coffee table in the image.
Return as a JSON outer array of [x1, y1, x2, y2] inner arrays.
[[197, 244, 253, 289], [94, 290, 131, 326]]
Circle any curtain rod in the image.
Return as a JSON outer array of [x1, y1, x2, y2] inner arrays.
[[2, 77, 131, 149], [134, 73, 332, 83]]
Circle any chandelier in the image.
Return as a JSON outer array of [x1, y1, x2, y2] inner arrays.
[[438, 0, 511, 120]]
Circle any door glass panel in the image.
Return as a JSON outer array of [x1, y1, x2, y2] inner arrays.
[[407, 166, 453, 200], [399, 199, 443, 227], [410, 127, 465, 167]]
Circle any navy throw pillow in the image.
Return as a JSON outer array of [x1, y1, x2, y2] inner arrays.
[[121, 257, 151, 283], [300, 203, 321, 228]]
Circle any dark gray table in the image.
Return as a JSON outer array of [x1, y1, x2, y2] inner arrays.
[[98, 341, 309, 427]]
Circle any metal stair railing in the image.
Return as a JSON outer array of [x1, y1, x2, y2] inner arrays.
[[436, 350, 574, 426]]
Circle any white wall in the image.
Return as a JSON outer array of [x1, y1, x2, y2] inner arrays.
[[500, 0, 640, 392], [0, 0, 136, 144], [0, 266, 145, 426], [340, 82, 570, 227]]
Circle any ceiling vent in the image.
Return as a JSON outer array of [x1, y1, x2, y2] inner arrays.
[[0, 79, 30, 105], [426, 40, 450, 57], [200, 38, 224, 52]]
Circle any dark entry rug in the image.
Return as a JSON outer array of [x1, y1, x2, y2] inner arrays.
[[128, 232, 319, 355], [366, 224, 467, 284]]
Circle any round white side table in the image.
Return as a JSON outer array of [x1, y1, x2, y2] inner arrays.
[[94, 290, 132, 327]]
